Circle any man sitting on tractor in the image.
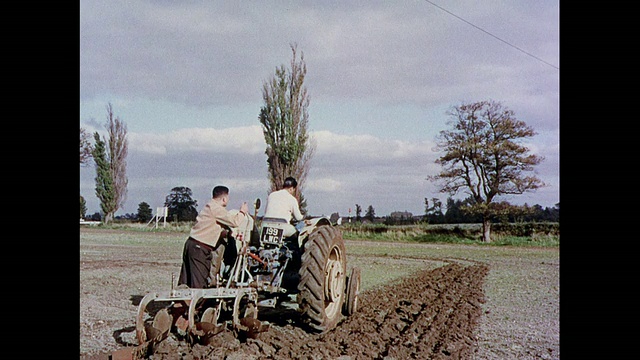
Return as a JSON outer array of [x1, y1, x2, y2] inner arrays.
[[263, 177, 307, 238]]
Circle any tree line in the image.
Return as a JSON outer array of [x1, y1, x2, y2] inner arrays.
[[82, 190, 559, 226], [324, 197, 558, 226]]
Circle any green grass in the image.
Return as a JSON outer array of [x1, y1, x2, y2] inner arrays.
[[88, 221, 559, 247], [85, 221, 196, 233], [81, 226, 559, 298], [488, 233, 560, 247], [340, 222, 559, 247]]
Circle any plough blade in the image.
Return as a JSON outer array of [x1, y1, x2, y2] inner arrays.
[[193, 321, 227, 345], [110, 345, 145, 360], [239, 317, 270, 339], [110, 325, 168, 360]]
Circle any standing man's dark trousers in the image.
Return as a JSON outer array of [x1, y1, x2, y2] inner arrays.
[[178, 236, 226, 288]]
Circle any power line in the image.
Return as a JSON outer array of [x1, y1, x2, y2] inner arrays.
[[424, 0, 559, 70]]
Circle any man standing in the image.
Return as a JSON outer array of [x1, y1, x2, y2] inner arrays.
[[263, 177, 305, 237], [178, 185, 249, 288]]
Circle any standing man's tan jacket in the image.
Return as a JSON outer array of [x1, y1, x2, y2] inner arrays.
[[178, 186, 248, 288]]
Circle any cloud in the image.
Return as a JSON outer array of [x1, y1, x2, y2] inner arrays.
[[129, 126, 266, 155], [80, 1, 558, 109], [306, 178, 343, 193], [312, 131, 436, 162]]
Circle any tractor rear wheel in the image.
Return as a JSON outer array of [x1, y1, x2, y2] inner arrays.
[[297, 226, 346, 333]]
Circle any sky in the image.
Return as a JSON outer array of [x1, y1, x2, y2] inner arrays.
[[79, 0, 559, 219]]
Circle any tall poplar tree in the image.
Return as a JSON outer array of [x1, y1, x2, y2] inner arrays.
[[105, 103, 129, 212], [259, 43, 316, 214], [91, 103, 129, 224], [92, 132, 116, 223]]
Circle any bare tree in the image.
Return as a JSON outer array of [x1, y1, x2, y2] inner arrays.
[[92, 103, 129, 224], [105, 103, 129, 212], [80, 127, 93, 166], [427, 100, 545, 242], [259, 43, 316, 214]]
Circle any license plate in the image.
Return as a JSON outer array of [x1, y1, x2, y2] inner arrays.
[[261, 226, 284, 244]]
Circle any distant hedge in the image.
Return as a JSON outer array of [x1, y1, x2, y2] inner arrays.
[[492, 222, 559, 236], [342, 222, 559, 238]]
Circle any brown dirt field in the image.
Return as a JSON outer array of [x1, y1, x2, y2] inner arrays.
[[137, 263, 487, 360], [80, 227, 559, 360]]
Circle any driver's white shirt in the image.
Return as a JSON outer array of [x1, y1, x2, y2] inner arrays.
[[264, 189, 304, 223]]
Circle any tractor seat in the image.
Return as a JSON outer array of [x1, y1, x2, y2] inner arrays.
[[261, 217, 288, 223]]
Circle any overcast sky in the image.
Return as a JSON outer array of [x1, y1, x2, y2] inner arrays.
[[79, 0, 559, 219]]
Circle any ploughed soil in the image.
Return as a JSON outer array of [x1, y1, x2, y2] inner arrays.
[[139, 263, 486, 360], [84, 262, 487, 359]]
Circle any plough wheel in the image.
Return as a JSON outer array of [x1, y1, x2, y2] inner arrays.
[[344, 266, 361, 316], [134, 292, 180, 359], [187, 290, 225, 344], [151, 308, 172, 337], [195, 305, 224, 345], [233, 291, 261, 339], [187, 290, 203, 335], [136, 292, 159, 344], [201, 306, 219, 324]]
